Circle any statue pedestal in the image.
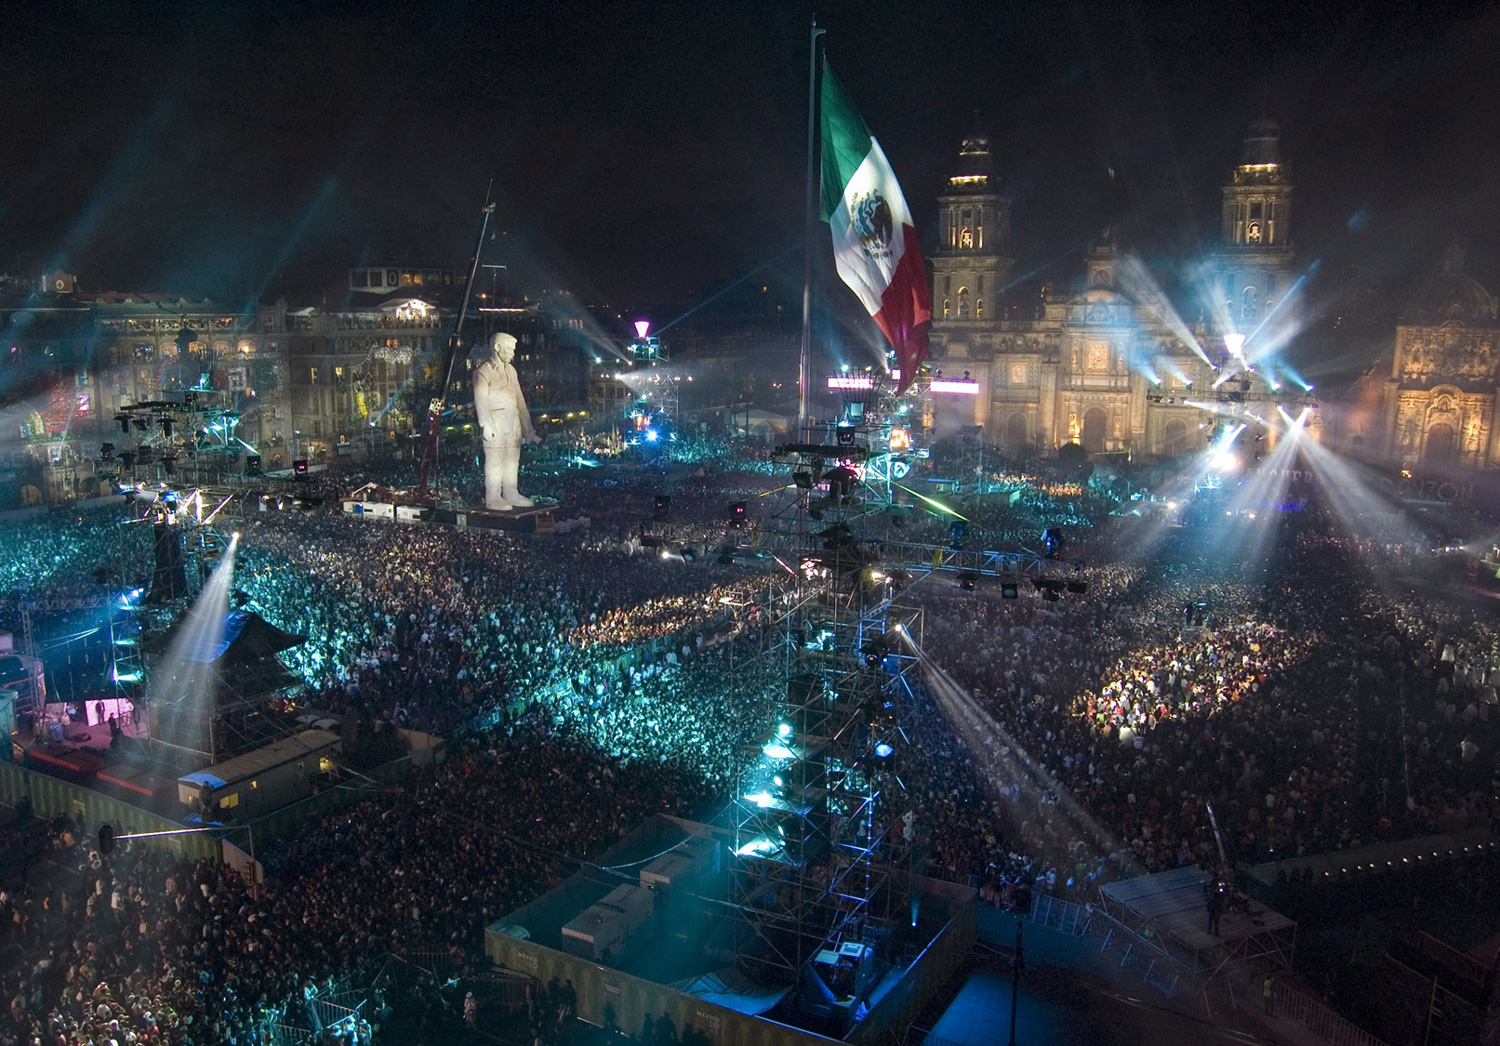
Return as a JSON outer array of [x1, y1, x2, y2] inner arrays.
[[432, 503, 556, 535]]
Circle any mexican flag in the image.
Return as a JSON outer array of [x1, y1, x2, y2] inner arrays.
[[820, 63, 931, 394]]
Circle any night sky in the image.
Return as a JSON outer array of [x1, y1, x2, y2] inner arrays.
[[2, 0, 1498, 328]]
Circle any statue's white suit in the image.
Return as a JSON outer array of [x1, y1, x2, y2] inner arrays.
[[472, 332, 539, 510]]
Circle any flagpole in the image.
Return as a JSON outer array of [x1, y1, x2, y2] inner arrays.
[[798, 19, 825, 443]]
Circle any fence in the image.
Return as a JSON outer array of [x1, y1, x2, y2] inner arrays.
[[1270, 977, 1388, 1046], [1029, 893, 1093, 936]]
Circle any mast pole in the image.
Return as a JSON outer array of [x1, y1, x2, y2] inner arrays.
[[798, 20, 826, 442]]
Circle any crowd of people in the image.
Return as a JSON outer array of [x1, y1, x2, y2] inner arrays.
[[915, 514, 1500, 906], [1, 438, 1497, 1046]]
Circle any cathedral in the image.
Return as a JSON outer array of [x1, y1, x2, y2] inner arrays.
[[926, 119, 1299, 458], [1339, 246, 1500, 472]]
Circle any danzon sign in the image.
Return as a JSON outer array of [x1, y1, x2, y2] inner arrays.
[[1251, 467, 1474, 503], [1378, 477, 1474, 503]]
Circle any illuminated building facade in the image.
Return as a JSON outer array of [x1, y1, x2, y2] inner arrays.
[[927, 122, 1295, 457], [1340, 247, 1500, 470]]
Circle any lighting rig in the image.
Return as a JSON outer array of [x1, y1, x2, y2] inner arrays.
[[695, 366, 1089, 1022], [105, 387, 249, 486]]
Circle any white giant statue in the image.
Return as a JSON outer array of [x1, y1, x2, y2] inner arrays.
[[472, 332, 539, 510]]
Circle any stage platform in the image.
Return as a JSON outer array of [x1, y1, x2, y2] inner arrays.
[[432, 504, 557, 534], [1100, 866, 1296, 969], [486, 815, 977, 1046]]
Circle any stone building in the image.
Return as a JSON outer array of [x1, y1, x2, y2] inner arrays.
[[926, 121, 1296, 457], [1340, 247, 1499, 470]]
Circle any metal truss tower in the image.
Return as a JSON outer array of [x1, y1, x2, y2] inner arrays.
[[729, 430, 926, 1006]]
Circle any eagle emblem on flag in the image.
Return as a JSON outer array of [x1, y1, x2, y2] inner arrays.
[[852, 191, 894, 260]]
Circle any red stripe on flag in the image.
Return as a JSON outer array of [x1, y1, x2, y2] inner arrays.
[[873, 224, 932, 395]]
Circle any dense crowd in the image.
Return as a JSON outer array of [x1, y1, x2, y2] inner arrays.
[[2, 439, 1497, 1046], [917, 515, 1500, 904]]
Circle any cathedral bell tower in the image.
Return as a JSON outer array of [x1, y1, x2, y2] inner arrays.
[[931, 132, 1013, 323], [1215, 119, 1295, 326]]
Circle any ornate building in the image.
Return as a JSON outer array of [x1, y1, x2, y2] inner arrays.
[[1341, 247, 1499, 470], [926, 121, 1292, 457], [1210, 118, 1295, 329]]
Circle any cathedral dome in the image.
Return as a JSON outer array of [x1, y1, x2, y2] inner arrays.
[[1240, 119, 1283, 166], [947, 133, 995, 191], [1400, 248, 1498, 326]]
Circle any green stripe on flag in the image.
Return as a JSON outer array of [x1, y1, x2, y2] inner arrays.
[[820, 63, 873, 222]]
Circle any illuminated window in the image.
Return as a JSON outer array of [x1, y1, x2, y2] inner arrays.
[[943, 299, 950, 318], [958, 287, 970, 318], [412, 272, 424, 285], [976, 299, 984, 318], [400, 272, 413, 286], [1246, 221, 1261, 244], [309, 367, 319, 384], [959, 227, 973, 249], [334, 366, 344, 379], [219, 793, 238, 809]]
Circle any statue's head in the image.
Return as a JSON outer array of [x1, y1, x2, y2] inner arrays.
[[490, 332, 517, 363]]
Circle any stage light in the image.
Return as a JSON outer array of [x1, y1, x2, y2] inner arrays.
[[728, 501, 746, 526], [654, 493, 671, 519], [1223, 332, 1246, 357], [957, 572, 977, 592], [246, 454, 261, 473], [875, 742, 894, 758], [294, 459, 308, 476], [633, 319, 650, 339], [99, 442, 114, 460], [1042, 528, 1065, 556], [949, 520, 967, 550], [836, 424, 856, 446], [777, 722, 793, 739], [645, 428, 659, 442]]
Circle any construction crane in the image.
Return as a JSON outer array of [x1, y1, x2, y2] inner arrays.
[[415, 195, 496, 499]]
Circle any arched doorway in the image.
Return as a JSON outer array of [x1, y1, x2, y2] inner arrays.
[[1164, 418, 1189, 457], [1424, 423, 1457, 467], [1005, 413, 1028, 450], [1082, 408, 1108, 454]]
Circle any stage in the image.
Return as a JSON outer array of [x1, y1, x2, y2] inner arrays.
[[436, 504, 557, 535], [1099, 866, 1296, 970]]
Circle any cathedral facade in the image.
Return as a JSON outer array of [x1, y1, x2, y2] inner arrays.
[[1338, 247, 1500, 472], [926, 121, 1297, 458]]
